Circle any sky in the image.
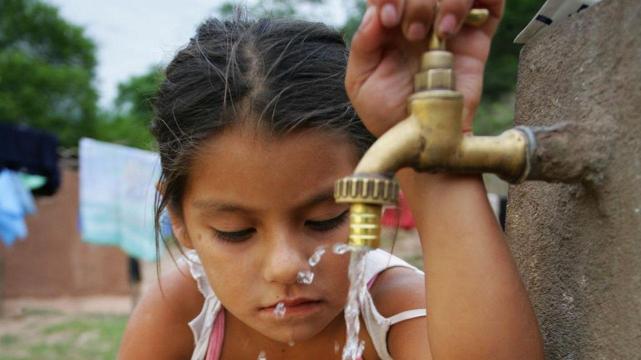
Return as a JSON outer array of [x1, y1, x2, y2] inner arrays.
[[45, 0, 348, 108]]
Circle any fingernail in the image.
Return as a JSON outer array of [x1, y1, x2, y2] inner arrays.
[[381, 3, 398, 27], [438, 14, 457, 37], [359, 6, 375, 31], [407, 22, 427, 41]]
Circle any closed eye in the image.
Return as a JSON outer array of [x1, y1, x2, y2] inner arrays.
[[305, 210, 349, 232], [212, 228, 255, 243]]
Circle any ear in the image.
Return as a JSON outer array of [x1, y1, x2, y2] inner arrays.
[[167, 206, 194, 250]]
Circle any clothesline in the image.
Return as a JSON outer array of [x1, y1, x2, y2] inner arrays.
[[1, 124, 162, 260]]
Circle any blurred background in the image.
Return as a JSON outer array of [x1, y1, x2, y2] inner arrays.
[[0, 0, 541, 358]]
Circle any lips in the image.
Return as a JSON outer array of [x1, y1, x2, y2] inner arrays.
[[264, 298, 320, 309], [261, 298, 324, 317]]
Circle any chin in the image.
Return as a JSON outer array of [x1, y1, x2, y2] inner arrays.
[[262, 319, 330, 344], [270, 328, 320, 344]]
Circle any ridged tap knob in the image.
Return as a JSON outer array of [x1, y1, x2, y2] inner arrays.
[[334, 176, 399, 249], [334, 176, 399, 205]]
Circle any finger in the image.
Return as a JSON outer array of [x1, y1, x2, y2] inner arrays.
[[435, 0, 474, 38], [368, 0, 405, 28], [346, 6, 388, 96], [454, 54, 484, 132], [401, 0, 436, 42]]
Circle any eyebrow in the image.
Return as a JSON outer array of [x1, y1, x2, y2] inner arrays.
[[192, 186, 337, 214]]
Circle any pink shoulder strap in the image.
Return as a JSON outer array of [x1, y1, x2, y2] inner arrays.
[[206, 309, 225, 360]]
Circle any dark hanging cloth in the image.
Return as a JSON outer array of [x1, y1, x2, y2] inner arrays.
[[0, 123, 60, 196]]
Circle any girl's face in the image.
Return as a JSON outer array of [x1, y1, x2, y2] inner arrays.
[[176, 125, 359, 343]]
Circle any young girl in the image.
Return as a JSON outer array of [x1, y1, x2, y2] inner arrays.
[[119, 0, 544, 359]]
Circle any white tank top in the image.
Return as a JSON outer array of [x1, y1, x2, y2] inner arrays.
[[182, 248, 426, 360]]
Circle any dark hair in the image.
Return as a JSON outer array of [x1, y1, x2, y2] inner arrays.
[[151, 14, 375, 249]]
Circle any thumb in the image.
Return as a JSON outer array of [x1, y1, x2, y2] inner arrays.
[[346, 6, 387, 96]]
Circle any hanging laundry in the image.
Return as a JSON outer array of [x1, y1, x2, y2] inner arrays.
[[79, 138, 160, 261], [0, 123, 60, 196], [0, 169, 37, 246], [18, 173, 48, 191]]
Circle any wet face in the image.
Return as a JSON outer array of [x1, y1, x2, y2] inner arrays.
[[177, 125, 359, 343]]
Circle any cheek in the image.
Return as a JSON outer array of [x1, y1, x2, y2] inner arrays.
[[203, 255, 258, 310], [317, 252, 351, 298], [191, 234, 258, 302]]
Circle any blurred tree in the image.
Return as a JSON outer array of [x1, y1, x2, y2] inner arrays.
[[484, 0, 542, 100], [95, 66, 163, 150], [0, 0, 99, 147], [475, 0, 542, 134]]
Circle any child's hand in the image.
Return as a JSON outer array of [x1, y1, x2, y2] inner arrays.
[[346, 0, 504, 137]]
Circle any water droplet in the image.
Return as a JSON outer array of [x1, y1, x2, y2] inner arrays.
[[345, 303, 359, 317], [356, 340, 366, 357], [257, 351, 267, 360], [288, 339, 295, 347], [333, 243, 352, 255], [334, 341, 341, 353], [308, 247, 326, 267], [296, 270, 315, 285], [273, 302, 286, 318]]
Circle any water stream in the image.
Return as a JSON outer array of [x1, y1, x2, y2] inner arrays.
[[339, 246, 368, 360], [280, 243, 369, 359]]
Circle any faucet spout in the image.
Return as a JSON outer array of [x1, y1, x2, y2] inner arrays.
[[354, 116, 422, 175]]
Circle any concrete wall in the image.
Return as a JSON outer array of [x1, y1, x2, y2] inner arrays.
[[0, 169, 130, 298], [508, 0, 641, 358]]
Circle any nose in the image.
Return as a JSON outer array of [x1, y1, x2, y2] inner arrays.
[[262, 229, 309, 285]]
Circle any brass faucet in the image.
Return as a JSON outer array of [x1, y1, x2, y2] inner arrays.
[[335, 9, 536, 249]]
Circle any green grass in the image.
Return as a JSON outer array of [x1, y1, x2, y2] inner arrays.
[[1, 335, 18, 346], [0, 313, 128, 360]]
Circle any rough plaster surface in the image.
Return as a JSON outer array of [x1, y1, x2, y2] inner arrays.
[[508, 0, 641, 358]]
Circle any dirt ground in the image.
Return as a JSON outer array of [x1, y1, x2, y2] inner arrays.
[[0, 254, 169, 360]]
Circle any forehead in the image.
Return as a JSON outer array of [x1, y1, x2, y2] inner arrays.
[[183, 125, 359, 211]]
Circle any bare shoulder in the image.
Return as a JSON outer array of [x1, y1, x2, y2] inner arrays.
[[369, 265, 432, 359], [369, 265, 425, 317], [118, 260, 204, 360]]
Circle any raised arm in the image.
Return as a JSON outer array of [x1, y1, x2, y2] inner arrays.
[[346, 0, 544, 358]]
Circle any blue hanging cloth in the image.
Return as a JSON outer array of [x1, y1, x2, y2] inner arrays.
[[0, 170, 37, 246], [79, 138, 160, 261], [0, 123, 60, 196]]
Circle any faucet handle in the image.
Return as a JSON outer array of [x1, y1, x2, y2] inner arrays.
[[418, 8, 490, 91], [429, 8, 490, 50], [464, 8, 490, 27]]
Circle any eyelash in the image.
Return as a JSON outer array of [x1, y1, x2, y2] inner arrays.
[[212, 228, 255, 243], [305, 210, 349, 232], [212, 210, 349, 243]]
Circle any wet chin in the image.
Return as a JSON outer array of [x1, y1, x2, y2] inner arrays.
[[254, 316, 334, 344], [264, 324, 325, 344]]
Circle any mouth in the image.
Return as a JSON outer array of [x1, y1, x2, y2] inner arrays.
[[260, 298, 325, 318]]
